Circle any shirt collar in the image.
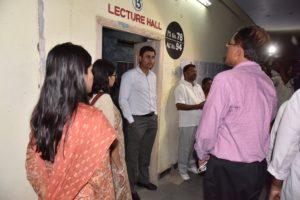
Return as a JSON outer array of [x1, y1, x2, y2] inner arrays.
[[181, 79, 196, 87], [234, 60, 261, 71], [136, 65, 152, 76], [136, 65, 143, 73]]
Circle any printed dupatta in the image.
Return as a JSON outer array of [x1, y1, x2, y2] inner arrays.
[[26, 104, 116, 199]]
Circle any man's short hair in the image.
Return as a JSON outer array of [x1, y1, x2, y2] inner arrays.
[[139, 46, 156, 56], [233, 25, 270, 63], [183, 64, 196, 73]]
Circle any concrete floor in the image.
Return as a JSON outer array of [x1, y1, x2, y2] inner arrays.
[[138, 169, 204, 200], [138, 169, 268, 200]]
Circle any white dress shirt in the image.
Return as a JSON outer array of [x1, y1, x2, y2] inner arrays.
[[119, 66, 156, 123]]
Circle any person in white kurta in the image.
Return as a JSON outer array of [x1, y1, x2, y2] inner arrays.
[[268, 89, 300, 200], [174, 64, 206, 180]]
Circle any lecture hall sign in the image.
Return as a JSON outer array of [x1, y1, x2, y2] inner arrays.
[[165, 21, 184, 59], [107, 1, 162, 30]]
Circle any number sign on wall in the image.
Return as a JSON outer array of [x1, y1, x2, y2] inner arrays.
[[165, 21, 184, 59]]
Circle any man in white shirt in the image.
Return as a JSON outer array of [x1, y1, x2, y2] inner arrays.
[[174, 64, 206, 180], [268, 89, 300, 200], [119, 46, 157, 200]]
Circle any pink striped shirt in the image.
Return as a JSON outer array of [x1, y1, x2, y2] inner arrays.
[[195, 61, 277, 163]]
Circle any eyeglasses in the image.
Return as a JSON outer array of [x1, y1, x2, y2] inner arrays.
[[225, 42, 238, 48]]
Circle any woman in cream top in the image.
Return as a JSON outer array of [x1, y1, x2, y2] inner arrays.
[[90, 59, 131, 200]]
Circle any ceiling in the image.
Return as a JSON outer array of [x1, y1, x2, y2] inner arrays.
[[233, 0, 300, 31]]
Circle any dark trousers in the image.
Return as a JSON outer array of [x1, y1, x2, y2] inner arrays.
[[126, 114, 157, 191], [204, 155, 267, 200]]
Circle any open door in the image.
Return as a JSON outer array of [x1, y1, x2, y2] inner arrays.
[[133, 40, 160, 184]]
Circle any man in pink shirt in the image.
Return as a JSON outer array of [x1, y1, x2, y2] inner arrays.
[[195, 25, 277, 200]]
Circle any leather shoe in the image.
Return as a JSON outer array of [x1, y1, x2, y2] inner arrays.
[[137, 182, 157, 190], [131, 192, 140, 200]]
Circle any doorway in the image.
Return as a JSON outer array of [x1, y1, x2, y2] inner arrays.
[[102, 27, 148, 78], [102, 27, 149, 107]]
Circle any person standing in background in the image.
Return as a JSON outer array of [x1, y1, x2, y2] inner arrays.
[[174, 64, 206, 180], [271, 58, 294, 108], [201, 77, 213, 98], [292, 59, 300, 91], [195, 26, 277, 200], [90, 59, 132, 200], [119, 46, 158, 200]]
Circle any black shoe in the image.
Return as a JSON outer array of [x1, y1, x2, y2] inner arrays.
[[131, 191, 140, 200], [137, 182, 157, 190]]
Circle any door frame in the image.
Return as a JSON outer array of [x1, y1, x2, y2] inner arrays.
[[96, 16, 164, 183]]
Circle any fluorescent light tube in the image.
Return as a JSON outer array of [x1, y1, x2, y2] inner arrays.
[[197, 0, 212, 7]]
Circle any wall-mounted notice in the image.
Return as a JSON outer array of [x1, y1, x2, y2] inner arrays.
[[165, 21, 184, 59], [108, 4, 162, 30]]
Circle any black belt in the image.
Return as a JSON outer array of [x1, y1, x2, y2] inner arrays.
[[134, 112, 155, 117]]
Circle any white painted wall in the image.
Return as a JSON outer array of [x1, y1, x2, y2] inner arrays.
[[0, 0, 253, 199], [0, 0, 39, 199]]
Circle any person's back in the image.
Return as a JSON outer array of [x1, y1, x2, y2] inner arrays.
[[25, 43, 117, 200], [203, 61, 276, 162], [195, 25, 277, 200], [26, 104, 116, 199]]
